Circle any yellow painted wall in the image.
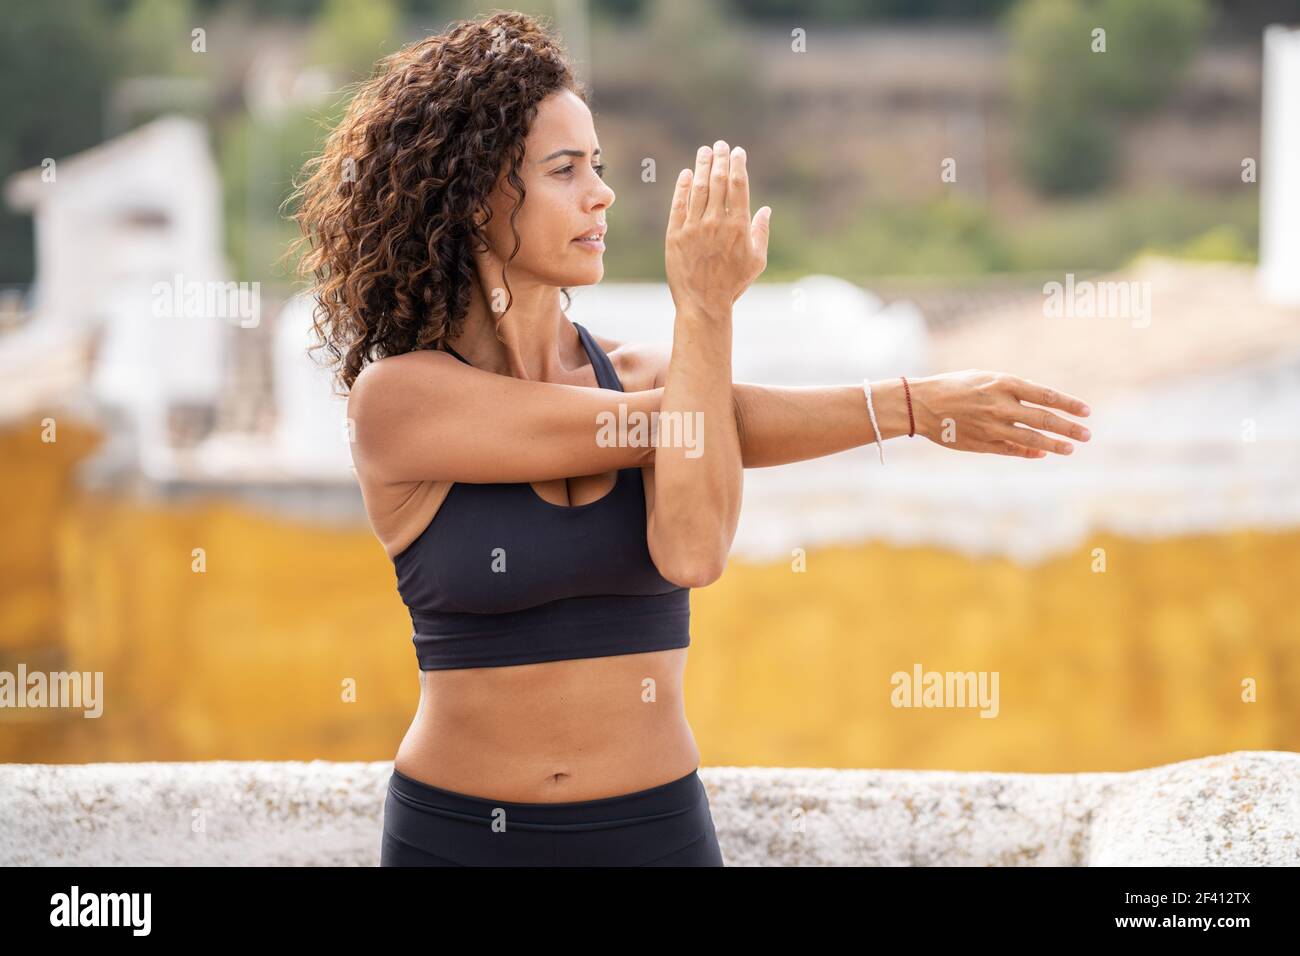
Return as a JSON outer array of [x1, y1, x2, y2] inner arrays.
[[0, 415, 101, 657], [3, 416, 1297, 771], [689, 533, 1299, 772]]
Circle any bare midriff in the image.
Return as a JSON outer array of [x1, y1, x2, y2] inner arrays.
[[393, 646, 701, 803]]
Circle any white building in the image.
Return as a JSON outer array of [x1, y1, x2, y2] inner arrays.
[[1259, 24, 1300, 306], [3, 116, 233, 477]]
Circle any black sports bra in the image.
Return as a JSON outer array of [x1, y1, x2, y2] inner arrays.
[[391, 322, 690, 670]]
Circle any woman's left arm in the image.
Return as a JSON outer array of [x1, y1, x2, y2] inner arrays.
[[730, 380, 913, 467], [635, 344, 1091, 465], [730, 373, 1092, 465], [733, 371, 1086, 465]]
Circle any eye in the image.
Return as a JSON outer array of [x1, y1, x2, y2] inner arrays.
[[558, 164, 607, 179]]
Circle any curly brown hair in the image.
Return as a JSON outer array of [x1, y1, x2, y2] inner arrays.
[[285, 10, 588, 394]]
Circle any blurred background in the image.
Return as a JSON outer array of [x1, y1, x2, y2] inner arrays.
[[2, 0, 1298, 773]]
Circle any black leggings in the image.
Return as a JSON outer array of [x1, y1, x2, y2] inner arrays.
[[380, 766, 724, 867]]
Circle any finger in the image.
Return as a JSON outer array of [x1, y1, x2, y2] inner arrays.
[[668, 168, 692, 233], [688, 145, 713, 222], [996, 423, 1074, 455], [729, 146, 750, 221], [1003, 375, 1091, 417], [972, 439, 1047, 458], [750, 205, 772, 260], [1000, 440, 1047, 458], [1012, 403, 1091, 443], [704, 139, 730, 219]]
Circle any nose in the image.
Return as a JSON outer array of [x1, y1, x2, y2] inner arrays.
[[590, 176, 614, 212]]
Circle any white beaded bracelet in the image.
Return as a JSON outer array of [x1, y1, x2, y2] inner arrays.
[[862, 378, 885, 466]]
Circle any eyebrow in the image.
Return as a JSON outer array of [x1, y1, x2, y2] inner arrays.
[[539, 147, 602, 164]]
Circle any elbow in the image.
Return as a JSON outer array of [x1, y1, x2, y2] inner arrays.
[[647, 505, 736, 589], [653, 550, 727, 589]]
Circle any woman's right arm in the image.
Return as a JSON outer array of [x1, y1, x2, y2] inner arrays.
[[347, 351, 663, 484], [640, 142, 770, 586]]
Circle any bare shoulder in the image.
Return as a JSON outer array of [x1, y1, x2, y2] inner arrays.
[[585, 330, 671, 391], [347, 348, 459, 421], [346, 349, 466, 486]]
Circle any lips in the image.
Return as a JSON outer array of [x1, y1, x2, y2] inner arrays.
[[572, 225, 607, 241]]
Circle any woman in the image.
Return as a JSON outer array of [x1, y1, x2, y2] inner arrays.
[[289, 12, 1091, 867]]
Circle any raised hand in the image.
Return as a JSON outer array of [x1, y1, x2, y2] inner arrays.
[[909, 370, 1092, 458], [665, 140, 772, 314]]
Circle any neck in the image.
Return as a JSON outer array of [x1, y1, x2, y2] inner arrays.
[[453, 264, 582, 381]]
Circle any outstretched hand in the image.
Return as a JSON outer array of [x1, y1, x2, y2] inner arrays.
[[910, 370, 1092, 458]]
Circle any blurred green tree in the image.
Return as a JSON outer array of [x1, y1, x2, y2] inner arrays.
[[1091, 0, 1211, 113], [122, 0, 201, 76], [308, 0, 400, 80], [1007, 0, 1208, 196], [0, 1, 121, 283]]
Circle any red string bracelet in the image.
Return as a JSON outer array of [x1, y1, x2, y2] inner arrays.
[[900, 375, 915, 437]]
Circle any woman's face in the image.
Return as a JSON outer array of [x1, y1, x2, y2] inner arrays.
[[477, 89, 615, 289]]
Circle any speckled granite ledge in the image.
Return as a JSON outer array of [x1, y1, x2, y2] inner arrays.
[[2, 750, 1296, 866]]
